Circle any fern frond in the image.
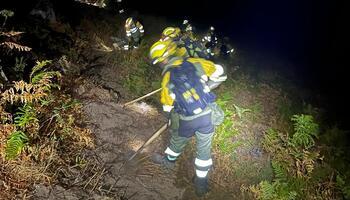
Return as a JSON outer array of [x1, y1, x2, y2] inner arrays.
[[0, 31, 24, 37], [30, 60, 52, 80], [233, 104, 251, 119], [290, 114, 319, 148], [31, 71, 61, 85], [0, 10, 14, 18], [259, 181, 275, 200], [0, 42, 32, 51], [5, 131, 28, 160], [262, 128, 281, 153], [286, 191, 297, 200], [0, 105, 12, 123], [14, 104, 38, 128], [272, 161, 288, 181], [1, 81, 46, 104]]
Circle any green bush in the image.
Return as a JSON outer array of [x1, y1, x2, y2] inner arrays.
[[250, 114, 339, 199]]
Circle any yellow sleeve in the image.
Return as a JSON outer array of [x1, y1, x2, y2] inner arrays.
[[174, 47, 189, 58], [187, 57, 216, 76], [136, 22, 144, 30], [160, 72, 174, 107]]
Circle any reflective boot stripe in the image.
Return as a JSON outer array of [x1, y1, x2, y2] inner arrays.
[[195, 158, 213, 172], [196, 169, 209, 178], [167, 155, 177, 161], [195, 158, 213, 168], [164, 147, 181, 157]]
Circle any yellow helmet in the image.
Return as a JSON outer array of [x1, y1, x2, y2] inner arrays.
[[149, 40, 177, 65], [161, 27, 181, 41], [125, 17, 134, 27]]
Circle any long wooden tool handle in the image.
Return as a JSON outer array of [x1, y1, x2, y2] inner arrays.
[[143, 123, 168, 147], [128, 122, 168, 161], [123, 88, 162, 107]]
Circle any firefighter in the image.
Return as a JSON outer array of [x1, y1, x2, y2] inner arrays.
[[124, 17, 144, 50], [149, 40, 226, 196], [202, 26, 219, 57]]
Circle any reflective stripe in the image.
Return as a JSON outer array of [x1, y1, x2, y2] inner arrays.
[[130, 27, 138, 33], [170, 93, 176, 99], [152, 59, 159, 65], [167, 155, 177, 161], [163, 105, 174, 112], [150, 44, 166, 54], [196, 169, 209, 178], [195, 158, 213, 167], [163, 51, 169, 57], [193, 108, 203, 114], [201, 75, 208, 81], [203, 85, 210, 93], [140, 29, 144, 33], [165, 147, 181, 157], [212, 64, 224, 78], [210, 75, 227, 82]]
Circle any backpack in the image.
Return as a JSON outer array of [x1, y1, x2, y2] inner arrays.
[[167, 60, 216, 116]]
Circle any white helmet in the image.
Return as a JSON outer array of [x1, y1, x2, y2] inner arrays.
[[210, 26, 215, 31], [183, 19, 188, 25]]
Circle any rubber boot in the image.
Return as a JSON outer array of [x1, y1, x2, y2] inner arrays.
[[193, 175, 209, 197], [151, 153, 176, 170]]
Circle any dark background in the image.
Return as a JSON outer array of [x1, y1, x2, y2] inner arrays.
[[124, 0, 349, 128], [1, 0, 349, 128]]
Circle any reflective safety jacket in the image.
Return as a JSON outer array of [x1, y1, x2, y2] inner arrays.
[[202, 31, 218, 56], [125, 20, 144, 37], [170, 36, 209, 59], [181, 37, 210, 59], [160, 57, 227, 113]]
